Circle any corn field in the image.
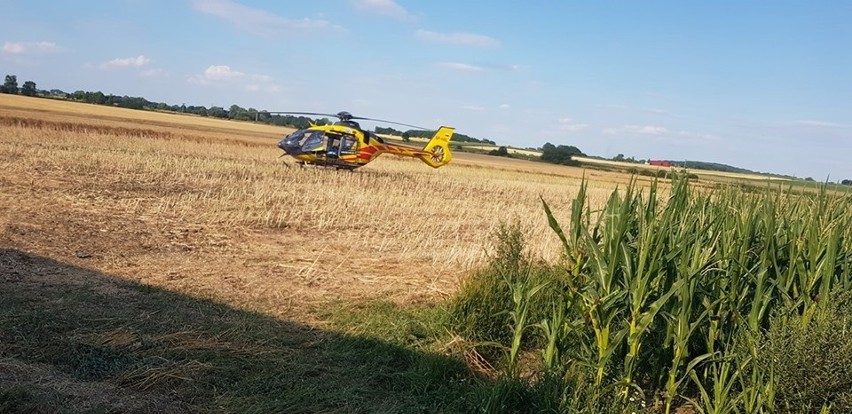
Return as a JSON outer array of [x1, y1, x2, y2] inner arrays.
[[503, 176, 852, 412]]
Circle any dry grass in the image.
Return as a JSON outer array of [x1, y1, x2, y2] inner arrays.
[[0, 94, 634, 321]]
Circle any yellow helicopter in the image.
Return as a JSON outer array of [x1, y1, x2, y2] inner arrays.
[[275, 111, 454, 170]]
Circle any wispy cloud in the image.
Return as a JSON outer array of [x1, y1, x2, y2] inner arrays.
[[499, 104, 510, 110], [352, 0, 410, 19], [415, 30, 500, 48], [603, 125, 668, 136], [603, 124, 718, 142], [2, 41, 61, 55], [794, 120, 846, 128], [189, 64, 278, 93], [100, 55, 150, 69], [462, 105, 485, 111], [597, 104, 672, 117], [558, 118, 588, 132], [436, 62, 484, 73], [191, 0, 336, 37]]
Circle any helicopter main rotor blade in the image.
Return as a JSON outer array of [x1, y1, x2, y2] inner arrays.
[[264, 111, 430, 131], [265, 111, 337, 118], [348, 116, 427, 130]]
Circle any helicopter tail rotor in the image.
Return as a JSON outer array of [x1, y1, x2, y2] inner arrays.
[[419, 127, 455, 168]]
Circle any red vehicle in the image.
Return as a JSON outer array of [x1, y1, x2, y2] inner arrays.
[[648, 160, 672, 167]]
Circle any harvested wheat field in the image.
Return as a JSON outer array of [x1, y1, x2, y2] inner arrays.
[[0, 94, 632, 320]]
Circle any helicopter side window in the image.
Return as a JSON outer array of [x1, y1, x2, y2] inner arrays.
[[340, 134, 357, 154], [300, 131, 326, 152]]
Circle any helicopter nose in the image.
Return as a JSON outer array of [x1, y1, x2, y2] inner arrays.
[[278, 137, 296, 153]]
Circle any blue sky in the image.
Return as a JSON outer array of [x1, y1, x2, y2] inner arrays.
[[2, 0, 850, 180]]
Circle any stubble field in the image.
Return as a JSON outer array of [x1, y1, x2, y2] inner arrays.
[[0, 93, 634, 320]]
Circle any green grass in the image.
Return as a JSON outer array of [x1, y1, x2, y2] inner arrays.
[[0, 248, 494, 413]]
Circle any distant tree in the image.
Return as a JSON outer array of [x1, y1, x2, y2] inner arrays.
[[376, 126, 403, 136], [229, 104, 251, 120], [21, 80, 37, 96], [401, 131, 410, 142], [540, 142, 584, 165], [84, 91, 106, 104], [614, 153, 625, 161], [804, 177, 815, 182], [841, 179, 852, 186], [1, 75, 18, 94], [208, 106, 227, 118]]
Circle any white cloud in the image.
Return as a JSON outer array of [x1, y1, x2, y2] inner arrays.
[[462, 105, 485, 111], [191, 0, 335, 37], [604, 125, 668, 136], [499, 104, 510, 110], [602, 125, 718, 142], [189, 64, 278, 93], [100, 55, 150, 69], [597, 104, 672, 116], [2, 41, 60, 55], [195, 65, 245, 82], [436, 62, 484, 73], [794, 120, 845, 128], [415, 30, 500, 48], [558, 118, 588, 132], [352, 0, 410, 19]]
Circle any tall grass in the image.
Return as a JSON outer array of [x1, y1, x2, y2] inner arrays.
[[452, 175, 852, 412]]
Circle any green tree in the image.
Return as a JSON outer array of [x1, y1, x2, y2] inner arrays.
[[208, 106, 227, 118], [84, 91, 106, 104], [20, 80, 37, 96], [540, 142, 584, 165], [1, 75, 18, 94]]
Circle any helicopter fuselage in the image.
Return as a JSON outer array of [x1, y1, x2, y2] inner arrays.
[[277, 122, 454, 169]]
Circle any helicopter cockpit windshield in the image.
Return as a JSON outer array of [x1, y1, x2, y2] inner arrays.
[[278, 128, 361, 159], [278, 129, 326, 154]]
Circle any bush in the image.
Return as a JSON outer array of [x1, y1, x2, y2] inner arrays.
[[756, 290, 852, 412], [448, 224, 568, 359]]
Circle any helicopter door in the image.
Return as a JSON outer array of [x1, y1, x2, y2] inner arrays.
[[326, 134, 341, 159]]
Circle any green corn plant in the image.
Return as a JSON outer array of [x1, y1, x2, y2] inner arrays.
[[687, 357, 741, 414], [506, 276, 548, 376], [537, 299, 566, 372]]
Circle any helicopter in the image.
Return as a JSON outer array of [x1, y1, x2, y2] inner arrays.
[[274, 111, 455, 170]]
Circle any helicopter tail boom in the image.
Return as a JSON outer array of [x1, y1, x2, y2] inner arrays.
[[419, 127, 454, 168]]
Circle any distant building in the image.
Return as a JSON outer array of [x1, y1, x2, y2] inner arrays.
[[647, 160, 672, 167]]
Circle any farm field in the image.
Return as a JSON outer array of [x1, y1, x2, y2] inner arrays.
[[0, 94, 636, 315], [3, 94, 850, 413]]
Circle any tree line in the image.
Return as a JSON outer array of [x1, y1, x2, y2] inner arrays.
[[1, 75, 37, 96]]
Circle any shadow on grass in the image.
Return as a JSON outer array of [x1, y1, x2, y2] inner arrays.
[[0, 248, 478, 413]]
